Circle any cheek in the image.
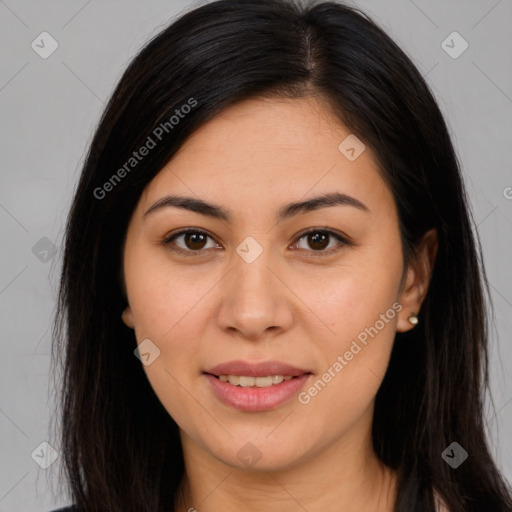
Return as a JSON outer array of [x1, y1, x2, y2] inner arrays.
[[123, 252, 217, 415], [294, 244, 402, 406], [125, 248, 209, 338], [297, 299, 398, 434], [124, 257, 211, 425], [294, 251, 402, 341]]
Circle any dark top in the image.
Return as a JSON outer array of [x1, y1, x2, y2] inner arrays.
[[50, 507, 76, 512]]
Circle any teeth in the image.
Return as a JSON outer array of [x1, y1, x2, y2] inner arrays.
[[256, 376, 273, 387], [239, 376, 256, 387], [218, 375, 295, 387]]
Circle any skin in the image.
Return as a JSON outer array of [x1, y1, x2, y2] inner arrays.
[[121, 95, 438, 512]]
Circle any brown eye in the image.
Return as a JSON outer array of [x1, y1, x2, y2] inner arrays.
[[182, 231, 208, 250], [164, 229, 218, 255], [294, 229, 348, 254], [163, 228, 349, 258], [306, 232, 329, 250]]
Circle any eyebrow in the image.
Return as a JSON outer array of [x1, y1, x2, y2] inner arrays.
[[143, 192, 370, 222]]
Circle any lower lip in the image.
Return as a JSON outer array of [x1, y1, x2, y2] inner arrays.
[[204, 373, 311, 411]]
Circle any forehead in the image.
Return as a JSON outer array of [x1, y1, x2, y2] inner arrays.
[[138, 96, 395, 220]]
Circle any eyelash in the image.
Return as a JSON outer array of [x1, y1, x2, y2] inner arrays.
[[161, 227, 351, 258]]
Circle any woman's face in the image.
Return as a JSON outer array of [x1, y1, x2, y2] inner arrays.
[[122, 96, 424, 472]]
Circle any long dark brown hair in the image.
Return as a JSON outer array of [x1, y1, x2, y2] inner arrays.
[[51, 0, 512, 510]]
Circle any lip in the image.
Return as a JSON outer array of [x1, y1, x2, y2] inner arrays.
[[204, 359, 311, 378], [203, 360, 313, 412], [204, 373, 312, 411]]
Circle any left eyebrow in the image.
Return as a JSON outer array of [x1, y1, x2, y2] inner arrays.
[[143, 191, 370, 222], [278, 192, 370, 219]]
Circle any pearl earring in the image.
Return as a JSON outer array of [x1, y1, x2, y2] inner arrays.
[[408, 312, 418, 325]]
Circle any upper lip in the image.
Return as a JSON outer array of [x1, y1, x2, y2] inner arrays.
[[205, 360, 312, 378]]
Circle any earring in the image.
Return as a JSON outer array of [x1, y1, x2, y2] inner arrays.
[[408, 312, 419, 325]]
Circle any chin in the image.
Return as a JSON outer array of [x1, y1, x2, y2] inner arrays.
[[208, 436, 311, 473]]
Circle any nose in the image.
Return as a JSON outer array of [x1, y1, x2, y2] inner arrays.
[[216, 244, 294, 341]]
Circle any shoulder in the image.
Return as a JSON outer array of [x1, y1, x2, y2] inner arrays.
[[48, 506, 76, 512]]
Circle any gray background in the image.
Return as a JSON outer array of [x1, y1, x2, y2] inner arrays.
[[1, 0, 511, 510]]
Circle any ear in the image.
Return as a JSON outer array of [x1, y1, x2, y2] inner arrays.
[[122, 306, 135, 329], [396, 228, 438, 333]]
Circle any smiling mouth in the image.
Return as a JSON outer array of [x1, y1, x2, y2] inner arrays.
[[203, 370, 312, 411], [213, 374, 296, 387], [205, 373, 312, 388], [203, 359, 312, 392]]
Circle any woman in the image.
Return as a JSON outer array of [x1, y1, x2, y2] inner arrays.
[[50, 0, 512, 510]]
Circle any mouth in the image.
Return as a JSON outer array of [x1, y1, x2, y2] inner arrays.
[[206, 373, 302, 387], [203, 360, 313, 411], [204, 359, 312, 379]]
